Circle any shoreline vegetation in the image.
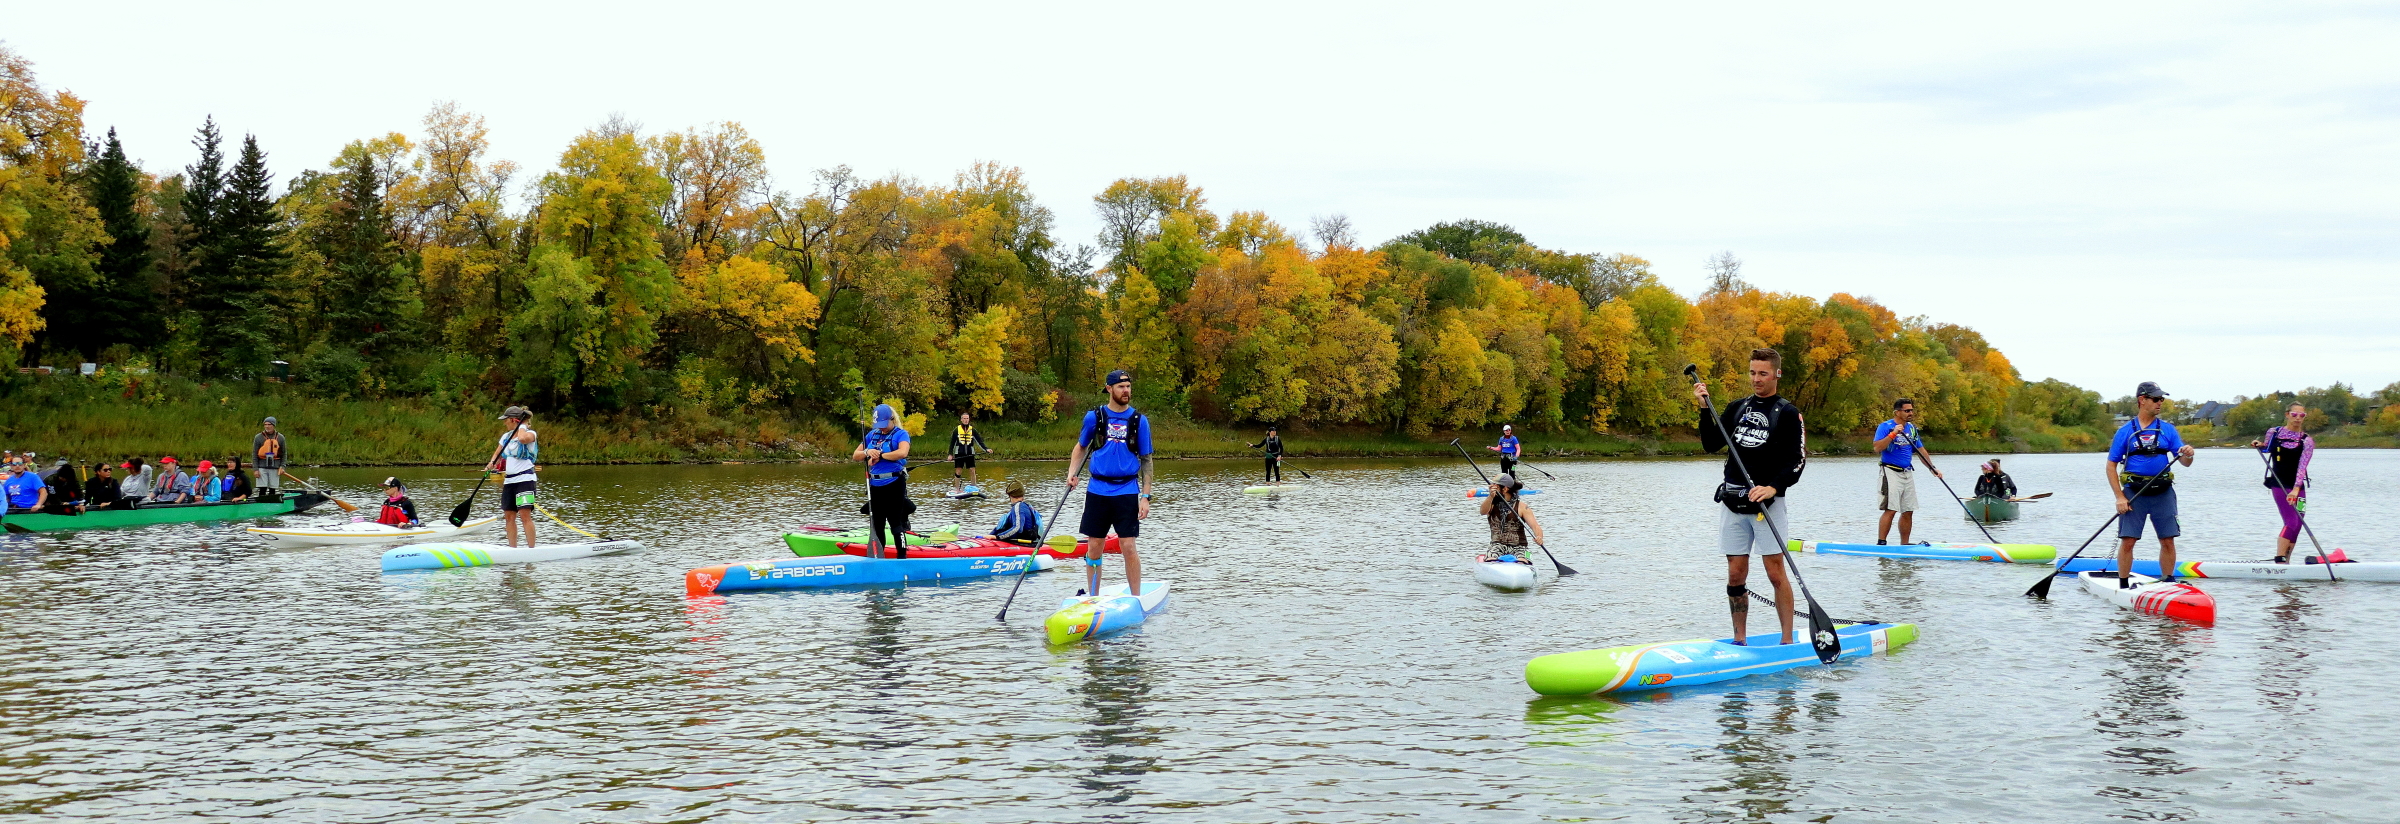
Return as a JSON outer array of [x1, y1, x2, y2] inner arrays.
[[5, 45, 2397, 464]]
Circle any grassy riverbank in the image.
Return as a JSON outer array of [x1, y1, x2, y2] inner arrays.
[[3, 377, 2132, 466]]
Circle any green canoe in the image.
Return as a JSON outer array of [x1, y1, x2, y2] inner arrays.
[[1, 492, 330, 533], [782, 523, 961, 557], [1964, 495, 2020, 523]]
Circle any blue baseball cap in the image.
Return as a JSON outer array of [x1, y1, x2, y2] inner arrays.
[[873, 403, 897, 424], [1105, 370, 1132, 387]]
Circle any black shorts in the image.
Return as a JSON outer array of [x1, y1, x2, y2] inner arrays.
[[953, 454, 976, 469], [501, 480, 537, 512], [1078, 492, 1141, 539]]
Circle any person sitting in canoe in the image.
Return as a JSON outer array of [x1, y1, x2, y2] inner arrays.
[[1248, 427, 1284, 483], [1972, 461, 2016, 500], [1478, 474, 1546, 564], [375, 477, 422, 528], [2251, 403, 2315, 564], [220, 458, 253, 503], [85, 463, 123, 510], [1696, 348, 1808, 646], [42, 459, 84, 514], [1487, 425, 1521, 477], [196, 461, 224, 503], [949, 412, 992, 494], [155, 457, 195, 504], [2109, 381, 2196, 586], [989, 482, 1041, 544], [1872, 397, 1944, 546], [4, 458, 48, 514], [116, 457, 151, 506]]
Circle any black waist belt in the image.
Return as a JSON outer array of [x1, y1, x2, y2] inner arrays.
[[505, 469, 536, 480], [1091, 473, 1136, 483], [1881, 463, 1911, 472]]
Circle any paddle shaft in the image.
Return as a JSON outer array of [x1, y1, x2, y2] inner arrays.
[[996, 474, 1083, 621], [1451, 439, 1577, 576], [2024, 459, 2180, 598], [1922, 460, 2001, 544], [1250, 443, 1311, 480], [1689, 374, 1838, 663], [279, 470, 360, 513], [1509, 458, 1556, 480], [2255, 447, 2335, 581]]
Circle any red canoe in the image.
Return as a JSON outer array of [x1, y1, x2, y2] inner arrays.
[[839, 535, 1121, 560]]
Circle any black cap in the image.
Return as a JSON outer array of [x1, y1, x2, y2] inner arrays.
[[1104, 370, 1132, 387], [2136, 381, 2168, 399]]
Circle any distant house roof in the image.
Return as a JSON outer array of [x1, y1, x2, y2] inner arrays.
[[2183, 401, 2232, 426]]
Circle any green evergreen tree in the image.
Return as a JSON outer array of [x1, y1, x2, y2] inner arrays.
[[320, 153, 409, 352], [182, 128, 282, 375], [72, 128, 158, 356]]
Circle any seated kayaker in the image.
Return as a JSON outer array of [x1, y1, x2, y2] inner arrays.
[[988, 482, 1040, 544], [375, 477, 421, 527], [1972, 461, 2016, 499], [1478, 474, 1546, 564]]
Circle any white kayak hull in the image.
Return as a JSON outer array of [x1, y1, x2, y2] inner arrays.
[[382, 539, 645, 571], [2076, 570, 2216, 624], [248, 515, 501, 547], [1474, 559, 1537, 591]]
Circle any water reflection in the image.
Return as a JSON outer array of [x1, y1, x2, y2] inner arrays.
[[1521, 696, 1629, 747], [1073, 642, 1160, 805], [1683, 688, 1845, 822], [2091, 618, 2206, 818]]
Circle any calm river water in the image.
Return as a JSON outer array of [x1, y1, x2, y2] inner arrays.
[[4, 448, 2397, 822]]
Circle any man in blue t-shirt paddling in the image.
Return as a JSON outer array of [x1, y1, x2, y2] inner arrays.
[[2108, 381, 2196, 586], [1487, 425, 1520, 478], [1871, 398, 1944, 545], [853, 403, 915, 559], [1066, 370, 1154, 597]]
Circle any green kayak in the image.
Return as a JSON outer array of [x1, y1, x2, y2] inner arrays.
[[1964, 495, 2020, 523], [1, 492, 330, 533], [782, 523, 961, 557]]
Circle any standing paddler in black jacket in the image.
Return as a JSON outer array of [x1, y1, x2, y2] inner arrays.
[[1694, 347, 1808, 646], [1248, 426, 1284, 484]]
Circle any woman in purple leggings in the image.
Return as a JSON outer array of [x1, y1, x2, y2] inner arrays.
[[2251, 404, 2315, 563]]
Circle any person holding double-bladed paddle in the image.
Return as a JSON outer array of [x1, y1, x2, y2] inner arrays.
[[1694, 349, 1809, 646]]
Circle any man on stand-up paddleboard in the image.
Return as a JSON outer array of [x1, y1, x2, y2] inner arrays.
[[1248, 426, 1284, 484], [2109, 382, 2196, 586], [1487, 425, 1521, 478], [1872, 398, 1942, 545], [854, 404, 915, 559], [949, 412, 991, 494], [1067, 370, 1152, 597], [484, 406, 541, 548], [1696, 348, 1808, 645]]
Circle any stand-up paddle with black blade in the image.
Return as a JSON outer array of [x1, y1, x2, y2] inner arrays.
[[2024, 467, 2177, 599], [1510, 459, 1556, 481], [451, 419, 522, 527], [2256, 448, 2338, 582], [1685, 363, 1840, 665], [1452, 438, 1577, 576]]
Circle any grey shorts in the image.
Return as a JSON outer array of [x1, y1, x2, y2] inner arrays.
[[1719, 498, 1788, 556], [2118, 488, 2181, 540]]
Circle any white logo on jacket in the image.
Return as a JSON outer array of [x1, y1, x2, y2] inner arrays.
[[1734, 410, 1772, 448]]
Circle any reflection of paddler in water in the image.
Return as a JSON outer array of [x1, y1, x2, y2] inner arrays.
[[2090, 618, 2201, 798], [1071, 641, 1158, 799], [1708, 689, 1823, 812], [2256, 583, 2319, 715]]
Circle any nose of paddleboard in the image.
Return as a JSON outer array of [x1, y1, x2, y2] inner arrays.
[[1045, 602, 1099, 645], [687, 565, 731, 597]]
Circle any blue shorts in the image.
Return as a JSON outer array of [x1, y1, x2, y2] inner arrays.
[[1078, 492, 1141, 539], [2118, 488, 2180, 540]]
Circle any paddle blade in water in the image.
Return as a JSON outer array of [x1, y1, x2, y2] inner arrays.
[[1807, 604, 1842, 664], [2025, 572, 2058, 599]]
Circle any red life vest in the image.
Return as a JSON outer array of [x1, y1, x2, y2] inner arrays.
[[376, 499, 413, 526]]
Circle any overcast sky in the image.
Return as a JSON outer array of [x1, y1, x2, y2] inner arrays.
[[12, 1, 2397, 402]]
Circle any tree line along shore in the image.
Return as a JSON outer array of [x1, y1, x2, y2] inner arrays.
[[3, 45, 2394, 463]]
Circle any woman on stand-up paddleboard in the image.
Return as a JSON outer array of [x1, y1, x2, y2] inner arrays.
[[854, 404, 915, 559], [2108, 382, 2196, 585], [484, 406, 541, 548], [1067, 370, 1152, 597], [1248, 427, 1284, 484], [1478, 474, 1546, 565], [2251, 403, 2315, 564], [1872, 398, 1944, 545], [1696, 348, 1808, 646]]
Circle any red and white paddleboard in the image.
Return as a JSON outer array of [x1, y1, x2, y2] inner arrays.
[[2078, 570, 2215, 625]]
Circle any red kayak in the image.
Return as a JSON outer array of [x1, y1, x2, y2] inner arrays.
[[839, 535, 1121, 560]]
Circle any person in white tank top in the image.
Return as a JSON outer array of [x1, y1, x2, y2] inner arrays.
[[484, 406, 541, 547]]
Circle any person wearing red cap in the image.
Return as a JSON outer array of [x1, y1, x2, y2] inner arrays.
[[195, 461, 222, 503], [155, 457, 195, 504], [117, 457, 152, 505]]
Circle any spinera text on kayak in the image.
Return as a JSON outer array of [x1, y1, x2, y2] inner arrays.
[[1525, 623, 1918, 695]]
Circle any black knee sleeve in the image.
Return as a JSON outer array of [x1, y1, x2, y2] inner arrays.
[[1725, 584, 1748, 598]]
